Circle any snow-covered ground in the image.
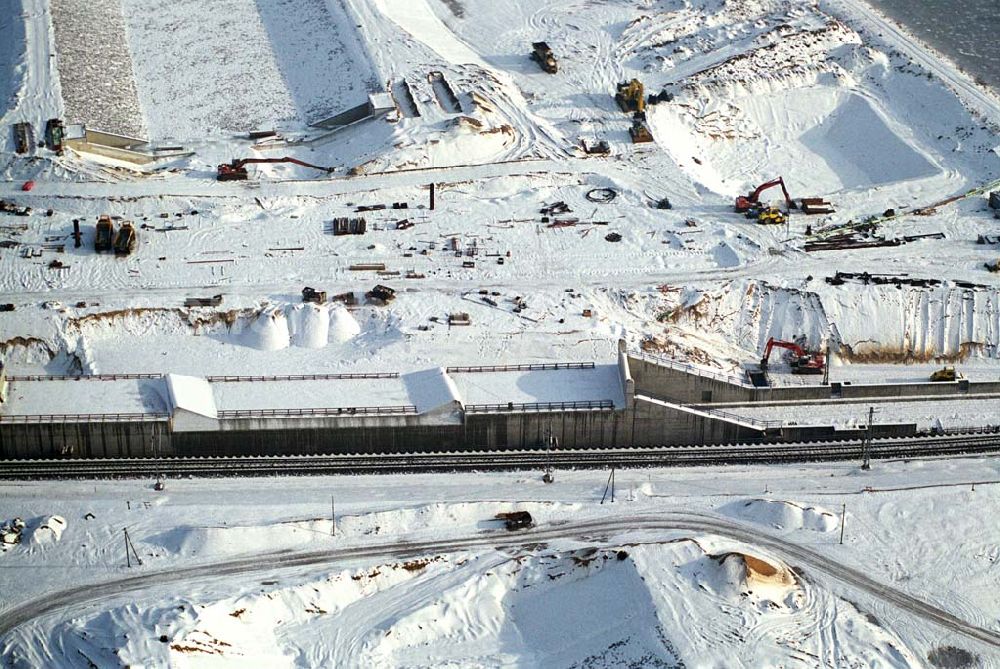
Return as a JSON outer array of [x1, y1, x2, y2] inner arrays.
[[2, 457, 999, 666]]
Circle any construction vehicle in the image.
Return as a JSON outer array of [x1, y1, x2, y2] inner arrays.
[[760, 337, 825, 375], [581, 139, 610, 155], [113, 221, 137, 255], [930, 366, 962, 382], [530, 42, 558, 74], [753, 206, 787, 225], [13, 122, 33, 154], [95, 215, 115, 252], [615, 79, 645, 114], [44, 119, 64, 153], [735, 177, 794, 213], [629, 114, 653, 143], [216, 156, 336, 181]]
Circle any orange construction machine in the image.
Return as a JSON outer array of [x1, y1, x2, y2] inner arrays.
[[760, 337, 825, 375], [735, 177, 795, 213], [217, 157, 335, 181]]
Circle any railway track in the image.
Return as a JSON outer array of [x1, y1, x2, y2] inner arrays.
[[2, 432, 999, 479]]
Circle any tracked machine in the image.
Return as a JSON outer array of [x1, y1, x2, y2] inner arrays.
[[735, 177, 796, 216], [217, 157, 336, 181], [760, 337, 825, 375], [530, 42, 558, 74]]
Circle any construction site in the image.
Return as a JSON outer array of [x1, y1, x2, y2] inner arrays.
[[6, 1, 1000, 667], [0, 0, 999, 450]]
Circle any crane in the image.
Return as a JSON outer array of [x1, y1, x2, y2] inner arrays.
[[735, 177, 795, 213], [760, 337, 825, 375], [216, 156, 336, 181]]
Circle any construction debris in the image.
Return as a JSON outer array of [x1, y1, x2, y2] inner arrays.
[[825, 271, 941, 288], [540, 201, 571, 216], [581, 139, 610, 155], [605, 232, 622, 242], [366, 284, 396, 304], [349, 263, 386, 271], [448, 312, 471, 326], [302, 287, 327, 303], [799, 197, 835, 215], [0, 200, 30, 216], [495, 511, 533, 531]]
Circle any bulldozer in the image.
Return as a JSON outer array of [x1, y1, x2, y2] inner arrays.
[[95, 215, 115, 253], [930, 366, 962, 382], [530, 42, 558, 74], [217, 156, 336, 181], [629, 114, 653, 143], [615, 80, 645, 114], [752, 206, 787, 225]]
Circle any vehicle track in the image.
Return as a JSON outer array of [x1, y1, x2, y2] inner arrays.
[[2, 511, 998, 653]]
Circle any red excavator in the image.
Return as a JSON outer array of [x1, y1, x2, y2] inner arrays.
[[217, 157, 336, 181], [760, 337, 825, 375], [735, 177, 795, 213]]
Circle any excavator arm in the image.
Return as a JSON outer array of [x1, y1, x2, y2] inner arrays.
[[735, 177, 795, 212], [217, 156, 335, 181], [760, 337, 825, 374]]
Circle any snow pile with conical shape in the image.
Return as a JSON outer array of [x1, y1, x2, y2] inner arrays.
[[245, 306, 291, 351], [288, 304, 330, 349], [329, 305, 361, 344]]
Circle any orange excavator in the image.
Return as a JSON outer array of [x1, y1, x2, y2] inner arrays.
[[760, 337, 825, 375], [217, 157, 336, 181], [735, 177, 795, 213]]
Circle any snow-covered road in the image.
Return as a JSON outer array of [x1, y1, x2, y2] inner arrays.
[[3, 510, 998, 651]]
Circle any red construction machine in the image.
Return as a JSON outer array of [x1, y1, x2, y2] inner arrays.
[[216, 157, 336, 181], [760, 337, 825, 375], [735, 177, 795, 213]]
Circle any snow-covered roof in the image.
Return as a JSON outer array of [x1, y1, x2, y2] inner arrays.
[[451, 365, 625, 408], [402, 368, 463, 413], [210, 377, 411, 411], [0, 378, 169, 417], [166, 374, 218, 419]]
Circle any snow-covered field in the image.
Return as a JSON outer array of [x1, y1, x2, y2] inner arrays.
[[2, 458, 999, 666]]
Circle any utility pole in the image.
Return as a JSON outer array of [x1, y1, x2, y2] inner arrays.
[[123, 528, 142, 567], [822, 343, 830, 386], [861, 406, 874, 470], [331, 495, 336, 537], [600, 468, 616, 504], [124, 527, 130, 568], [543, 429, 555, 484], [839, 504, 846, 545]]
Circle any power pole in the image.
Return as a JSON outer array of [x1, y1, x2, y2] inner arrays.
[[823, 343, 830, 386], [600, 468, 615, 504], [543, 429, 555, 484], [839, 504, 846, 545], [861, 406, 874, 470], [331, 495, 336, 537], [124, 527, 130, 568]]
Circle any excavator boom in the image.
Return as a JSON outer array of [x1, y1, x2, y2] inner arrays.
[[735, 177, 795, 212], [217, 156, 335, 181], [760, 337, 825, 375]]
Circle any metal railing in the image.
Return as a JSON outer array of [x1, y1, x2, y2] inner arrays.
[[206, 372, 399, 382], [464, 399, 615, 414], [217, 405, 417, 419], [0, 412, 169, 424], [638, 392, 782, 430], [628, 350, 752, 388], [7, 374, 162, 382], [447, 362, 595, 373]]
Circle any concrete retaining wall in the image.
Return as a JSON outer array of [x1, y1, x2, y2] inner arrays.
[[0, 421, 165, 458]]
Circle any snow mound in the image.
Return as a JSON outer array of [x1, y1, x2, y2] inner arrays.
[[712, 240, 741, 268], [328, 305, 361, 343], [29, 516, 67, 546], [288, 303, 330, 349], [721, 498, 839, 532], [244, 306, 291, 351], [145, 518, 333, 558]]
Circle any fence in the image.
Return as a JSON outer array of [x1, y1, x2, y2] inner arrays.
[[216, 406, 417, 419], [464, 400, 615, 414], [206, 373, 398, 382], [447, 362, 594, 373], [0, 412, 168, 424]]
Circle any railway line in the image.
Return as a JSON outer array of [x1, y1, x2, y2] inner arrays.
[[2, 431, 1000, 479]]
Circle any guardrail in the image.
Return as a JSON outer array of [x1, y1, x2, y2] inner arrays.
[[628, 350, 752, 388], [446, 362, 594, 373], [206, 373, 399, 382], [639, 392, 782, 430], [7, 374, 162, 382], [0, 413, 169, 424], [216, 406, 417, 419], [464, 400, 615, 414]]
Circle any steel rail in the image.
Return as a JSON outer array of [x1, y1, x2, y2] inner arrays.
[[2, 432, 1000, 479]]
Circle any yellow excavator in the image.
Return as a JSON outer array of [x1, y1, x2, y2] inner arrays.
[[929, 366, 962, 382], [615, 79, 645, 114]]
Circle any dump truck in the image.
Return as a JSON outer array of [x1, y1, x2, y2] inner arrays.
[[530, 42, 558, 73], [44, 119, 64, 153], [13, 122, 33, 154], [95, 215, 115, 252], [615, 79, 645, 114], [113, 221, 137, 255]]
